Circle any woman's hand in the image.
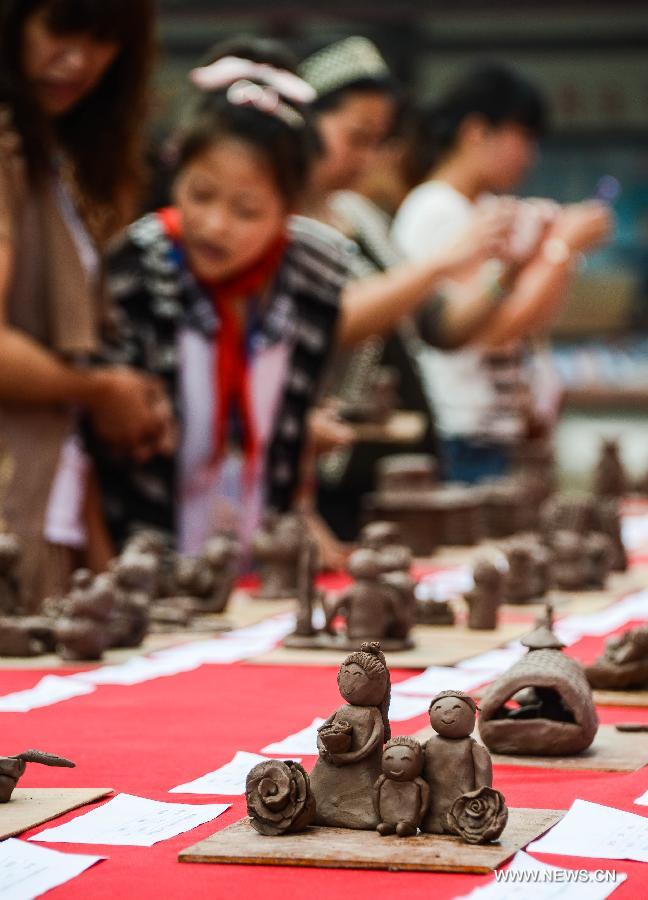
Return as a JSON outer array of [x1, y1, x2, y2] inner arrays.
[[550, 201, 613, 253], [87, 367, 176, 460]]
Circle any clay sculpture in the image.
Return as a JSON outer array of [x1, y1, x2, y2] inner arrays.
[[292, 538, 321, 639], [594, 439, 626, 498], [376, 544, 416, 640], [465, 560, 504, 630], [324, 549, 412, 649], [252, 513, 305, 599], [0, 532, 22, 615], [310, 642, 391, 829], [108, 551, 154, 648], [0, 750, 75, 802], [596, 498, 628, 572], [478, 607, 599, 755], [586, 625, 648, 690], [550, 531, 589, 591], [373, 736, 429, 836], [421, 691, 493, 835], [246, 759, 315, 835], [359, 521, 403, 552], [446, 786, 508, 844], [54, 572, 115, 661]]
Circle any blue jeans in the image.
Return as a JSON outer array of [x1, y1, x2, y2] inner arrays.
[[440, 437, 511, 485]]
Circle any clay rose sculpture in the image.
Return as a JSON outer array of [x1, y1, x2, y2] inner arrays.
[[246, 759, 315, 836], [0, 750, 75, 803], [446, 786, 508, 844]]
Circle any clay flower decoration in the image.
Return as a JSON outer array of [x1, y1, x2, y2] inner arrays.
[[246, 759, 316, 835], [446, 786, 508, 844]]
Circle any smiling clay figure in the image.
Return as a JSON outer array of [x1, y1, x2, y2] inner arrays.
[[373, 736, 429, 837], [421, 690, 492, 834], [310, 642, 391, 829]]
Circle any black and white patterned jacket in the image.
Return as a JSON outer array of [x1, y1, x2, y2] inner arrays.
[[90, 212, 353, 548]]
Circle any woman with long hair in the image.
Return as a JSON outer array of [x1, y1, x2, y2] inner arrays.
[[0, 0, 162, 606]]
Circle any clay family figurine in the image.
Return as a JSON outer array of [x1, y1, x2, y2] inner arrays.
[[421, 691, 494, 836], [324, 549, 411, 649], [479, 606, 599, 756], [0, 750, 75, 802], [586, 624, 648, 690], [54, 570, 115, 661], [0, 532, 22, 615], [173, 534, 239, 615], [252, 513, 305, 599], [310, 642, 391, 829], [374, 736, 429, 836], [594, 439, 626, 498], [246, 759, 316, 835], [465, 560, 504, 630]]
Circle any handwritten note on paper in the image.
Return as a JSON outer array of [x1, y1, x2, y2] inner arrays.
[[528, 800, 648, 863], [170, 751, 302, 795], [0, 675, 95, 713], [0, 839, 104, 900], [458, 851, 626, 900], [30, 793, 229, 847], [262, 718, 326, 755]]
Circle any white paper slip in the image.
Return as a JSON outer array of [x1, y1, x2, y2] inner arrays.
[[457, 644, 526, 675], [388, 693, 434, 722], [170, 751, 302, 795], [528, 799, 648, 862], [74, 654, 203, 686], [0, 838, 104, 900], [634, 788, 648, 806], [457, 850, 626, 899], [622, 514, 648, 550], [392, 666, 494, 697], [0, 675, 95, 713], [415, 567, 473, 601], [262, 718, 326, 755], [30, 793, 229, 847]]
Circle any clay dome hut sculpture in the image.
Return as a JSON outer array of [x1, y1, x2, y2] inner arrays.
[[478, 606, 599, 756]]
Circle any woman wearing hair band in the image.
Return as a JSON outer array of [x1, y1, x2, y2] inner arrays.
[[90, 38, 512, 557], [0, 0, 162, 605]]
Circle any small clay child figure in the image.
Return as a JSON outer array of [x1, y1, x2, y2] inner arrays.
[[0, 532, 22, 615], [324, 549, 404, 643], [310, 642, 391, 829], [421, 690, 492, 835], [465, 560, 503, 630], [594, 439, 626, 498], [374, 736, 429, 837], [252, 512, 304, 599]]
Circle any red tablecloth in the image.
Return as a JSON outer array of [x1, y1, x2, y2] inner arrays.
[[4, 623, 648, 900]]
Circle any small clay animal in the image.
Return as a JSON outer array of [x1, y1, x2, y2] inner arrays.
[[421, 690, 492, 835], [465, 560, 503, 630], [373, 736, 429, 837], [0, 750, 75, 803]]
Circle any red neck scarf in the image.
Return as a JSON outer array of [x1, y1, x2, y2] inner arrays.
[[157, 206, 289, 470]]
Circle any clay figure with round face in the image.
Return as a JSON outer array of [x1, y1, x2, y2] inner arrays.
[[382, 742, 421, 782], [339, 661, 387, 707], [429, 695, 476, 739]]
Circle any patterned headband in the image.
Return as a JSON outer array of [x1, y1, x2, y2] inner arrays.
[[298, 36, 390, 99], [190, 56, 316, 128]]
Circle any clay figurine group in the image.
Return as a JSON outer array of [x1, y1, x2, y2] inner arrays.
[[246, 642, 508, 845]]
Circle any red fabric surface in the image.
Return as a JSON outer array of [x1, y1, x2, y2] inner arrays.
[[1, 652, 647, 900]]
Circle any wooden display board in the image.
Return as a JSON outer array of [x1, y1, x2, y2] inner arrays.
[[0, 787, 112, 840], [414, 724, 648, 773], [179, 809, 563, 874]]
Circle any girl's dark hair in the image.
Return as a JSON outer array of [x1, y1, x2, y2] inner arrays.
[[405, 62, 548, 185], [312, 75, 398, 115], [0, 0, 156, 230], [173, 37, 319, 208]]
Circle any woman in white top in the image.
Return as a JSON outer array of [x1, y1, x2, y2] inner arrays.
[[393, 63, 611, 483]]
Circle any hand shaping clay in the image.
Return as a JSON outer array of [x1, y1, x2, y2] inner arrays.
[[478, 607, 599, 755], [421, 691, 493, 835], [586, 625, 648, 690], [373, 736, 429, 836], [310, 642, 391, 829]]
